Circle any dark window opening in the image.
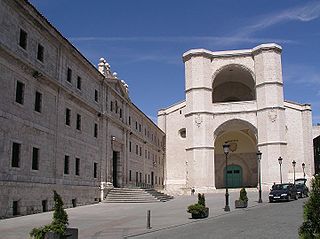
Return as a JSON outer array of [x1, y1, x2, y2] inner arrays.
[[75, 158, 80, 176], [129, 141, 132, 152], [34, 91, 42, 112], [11, 142, 21, 168], [42, 200, 48, 212], [110, 101, 113, 112], [67, 68, 72, 83], [76, 114, 81, 130], [37, 44, 44, 62], [128, 116, 131, 125], [129, 170, 132, 181], [15, 81, 25, 104], [32, 147, 39, 170], [19, 29, 27, 49], [65, 108, 71, 126], [94, 162, 98, 178], [94, 123, 98, 138], [72, 198, 77, 207], [77, 76, 81, 90], [64, 155, 69, 174], [13, 201, 19, 216], [94, 89, 98, 102]]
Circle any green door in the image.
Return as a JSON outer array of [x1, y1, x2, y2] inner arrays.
[[224, 165, 242, 188]]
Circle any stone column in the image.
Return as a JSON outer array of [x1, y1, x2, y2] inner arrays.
[[254, 44, 288, 189]]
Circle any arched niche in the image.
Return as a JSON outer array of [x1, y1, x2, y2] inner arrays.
[[212, 64, 255, 103]]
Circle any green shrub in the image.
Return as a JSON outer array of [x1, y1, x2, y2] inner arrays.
[[239, 188, 248, 202], [30, 190, 68, 239], [299, 175, 320, 239], [187, 203, 206, 215], [198, 193, 206, 207]]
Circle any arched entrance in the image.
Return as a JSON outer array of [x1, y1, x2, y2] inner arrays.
[[214, 119, 258, 189]]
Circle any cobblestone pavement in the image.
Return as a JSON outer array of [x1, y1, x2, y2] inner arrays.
[[0, 190, 305, 239]]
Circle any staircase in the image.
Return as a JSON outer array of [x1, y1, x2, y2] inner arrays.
[[103, 188, 173, 203]]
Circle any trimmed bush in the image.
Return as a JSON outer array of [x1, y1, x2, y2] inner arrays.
[[299, 175, 320, 238]]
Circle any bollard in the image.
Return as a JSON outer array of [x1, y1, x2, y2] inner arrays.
[[147, 210, 151, 229]]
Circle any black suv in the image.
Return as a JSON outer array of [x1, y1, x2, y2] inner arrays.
[[295, 178, 309, 198], [269, 183, 298, 202]]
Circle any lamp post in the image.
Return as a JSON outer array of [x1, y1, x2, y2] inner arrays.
[[278, 157, 283, 184], [223, 143, 230, 212], [257, 150, 262, 203], [302, 163, 306, 179], [292, 160, 296, 184]]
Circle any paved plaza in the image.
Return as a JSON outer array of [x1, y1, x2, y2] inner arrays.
[[0, 190, 305, 239]]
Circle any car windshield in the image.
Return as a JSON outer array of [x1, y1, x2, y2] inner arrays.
[[272, 184, 289, 190]]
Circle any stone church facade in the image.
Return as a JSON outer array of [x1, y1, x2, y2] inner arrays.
[[0, 0, 164, 218], [158, 44, 314, 194]]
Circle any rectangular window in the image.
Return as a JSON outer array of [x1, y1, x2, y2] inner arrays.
[[119, 109, 122, 118], [129, 141, 132, 152], [94, 162, 98, 178], [32, 147, 39, 170], [75, 158, 80, 176], [37, 44, 44, 62], [128, 116, 131, 125], [67, 68, 72, 83], [65, 108, 71, 126], [139, 172, 142, 183], [34, 91, 42, 113], [64, 155, 69, 174], [139, 124, 141, 132], [135, 122, 138, 130], [42, 200, 48, 212], [129, 170, 132, 181], [139, 146, 142, 156], [13, 201, 19, 216], [76, 114, 81, 130], [76, 76, 81, 90], [145, 150, 147, 159], [11, 142, 21, 168], [136, 145, 138, 155], [19, 29, 27, 49], [110, 101, 113, 112], [94, 123, 98, 138], [94, 89, 98, 102], [15, 81, 25, 104]]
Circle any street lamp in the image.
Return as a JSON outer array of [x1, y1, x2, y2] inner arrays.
[[223, 143, 230, 212], [302, 163, 306, 179], [292, 160, 296, 184], [278, 157, 283, 184], [257, 150, 262, 203]]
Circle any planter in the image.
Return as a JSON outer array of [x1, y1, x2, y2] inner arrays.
[[191, 207, 209, 219], [44, 228, 78, 239], [235, 200, 248, 208]]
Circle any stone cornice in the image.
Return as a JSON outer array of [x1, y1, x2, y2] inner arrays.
[[185, 87, 212, 93], [186, 146, 215, 151], [257, 141, 287, 147]]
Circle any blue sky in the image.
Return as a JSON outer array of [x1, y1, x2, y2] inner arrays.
[[29, 0, 320, 124]]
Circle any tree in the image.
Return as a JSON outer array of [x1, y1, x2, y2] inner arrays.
[[299, 175, 320, 239], [30, 190, 69, 239]]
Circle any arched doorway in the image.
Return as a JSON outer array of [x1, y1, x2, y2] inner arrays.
[[214, 119, 257, 189]]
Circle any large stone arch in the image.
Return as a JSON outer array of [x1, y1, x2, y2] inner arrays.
[[212, 64, 256, 103], [214, 119, 258, 189]]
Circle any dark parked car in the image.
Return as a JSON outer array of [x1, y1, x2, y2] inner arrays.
[[295, 178, 309, 198], [269, 183, 297, 202]]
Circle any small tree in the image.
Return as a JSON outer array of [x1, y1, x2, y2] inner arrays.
[[198, 193, 206, 207], [239, 188, 248, 202], [299, 175, 320, 238], [30, 190, 68, 239]]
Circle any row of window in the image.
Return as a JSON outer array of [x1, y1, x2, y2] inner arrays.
[[128, 170, 163, 185], [65, 108, 98, 138], [19, 28, 44, 62], [128, 141, 162, 164], [11, 142, 98, 178], [66, 67, 99, 103], [16, 81, 42, 112]]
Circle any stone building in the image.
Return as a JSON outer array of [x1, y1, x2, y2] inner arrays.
[[0, 0, 164, 218], [158, 44, 314, 194]]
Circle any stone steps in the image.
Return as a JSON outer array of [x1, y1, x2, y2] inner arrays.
[[103, 188, 173, 203]]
